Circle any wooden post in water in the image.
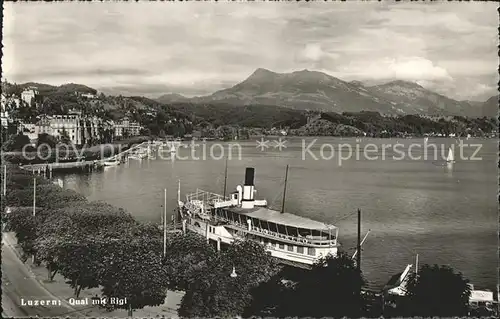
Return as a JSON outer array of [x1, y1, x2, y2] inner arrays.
[[415, 254, 419, 280], [497, 284, 499, 315], [357, 208, 361, 271], [281, 165, 289, 214]]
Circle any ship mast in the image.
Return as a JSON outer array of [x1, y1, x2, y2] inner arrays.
[[281, 165, 289, 214], [223, 157, 228, 199], [357, 208, 361, 271]]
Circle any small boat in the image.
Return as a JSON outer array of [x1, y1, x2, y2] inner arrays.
[[446, 147, 455, 163], [128, 154, 142, 160], [103, 159, 120, 166], [424, 137, 429, 143], [129, 150, 148, 160]]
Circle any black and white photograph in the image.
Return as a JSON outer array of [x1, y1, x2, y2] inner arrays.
[[1, 1, 498, 318]]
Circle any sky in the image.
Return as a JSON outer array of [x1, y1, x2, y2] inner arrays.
[[2, 2, 498, 101]]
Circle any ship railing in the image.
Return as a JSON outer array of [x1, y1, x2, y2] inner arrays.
[[212, 215, 337, 246], [186, 189, 229, 206]]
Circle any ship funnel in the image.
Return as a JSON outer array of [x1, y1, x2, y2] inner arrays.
[[242, 167, 255, 209], [244, 167, 255, 186]]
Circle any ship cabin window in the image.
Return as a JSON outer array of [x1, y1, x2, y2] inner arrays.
[[307, 247, 315, 256], [279, 243, 284, 249], [287, 245, 294, 252], [297, 246, 304, 254]]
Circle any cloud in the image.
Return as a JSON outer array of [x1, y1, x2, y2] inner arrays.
[[2, 2, 497, 100], [300, 44, 325, 62], [331, 57, 452, 82]]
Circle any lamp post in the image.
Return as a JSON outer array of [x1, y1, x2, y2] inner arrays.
[[230, 266, 237, 278]]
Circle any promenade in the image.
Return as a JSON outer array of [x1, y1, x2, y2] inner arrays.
[[2, 232, 183, 318]]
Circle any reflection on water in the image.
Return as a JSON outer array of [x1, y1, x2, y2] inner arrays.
[[56, 138, 497, 289]]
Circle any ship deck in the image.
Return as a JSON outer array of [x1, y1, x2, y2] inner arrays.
[[226, 206, 336, 231]]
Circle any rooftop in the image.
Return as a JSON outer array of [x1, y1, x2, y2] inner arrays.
[[227, 206, 335, 230], [470, 290, 494, 302]]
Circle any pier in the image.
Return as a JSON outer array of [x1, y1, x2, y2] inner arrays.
[[19, 141, 153, 173]]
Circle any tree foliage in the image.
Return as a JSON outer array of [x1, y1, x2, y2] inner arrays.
[[59, 127, 72, 145], [98, 227, 168, 315], [163, 232, 217, 291], [178, 239, 280, 318], [34, 201, 138, 294], [6, 184, 86, 209], [37, 133, 58, 148], [402, 264, 471, 316], [2, 133, 32, 152], [4, 207, 37, 260], [273, 252, 366, 318]]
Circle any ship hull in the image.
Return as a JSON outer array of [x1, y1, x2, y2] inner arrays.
[[183, 217, 338, 267]]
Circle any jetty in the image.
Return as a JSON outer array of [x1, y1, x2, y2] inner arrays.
[[19, 141, 153, 173]]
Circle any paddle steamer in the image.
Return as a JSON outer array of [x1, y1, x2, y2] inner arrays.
[[178, 167, 339, 267]]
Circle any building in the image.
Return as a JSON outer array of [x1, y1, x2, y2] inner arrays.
[[468, 284, 496, 307], [17, 123, 38, 144], [192, 130, 202, 139], [21, 87, 39, 105], [82, 116, 106, 145], [1, 93, 20, 109], [33, 112, 115, 146], [1, 94, 10, 128], [114, 117, 142, 137], [1, 93, 21, 128], [34, 113, 83, 145], [36, 116, 52, 135], [80, 92, 96, 99], [48, 114, 83, 145]]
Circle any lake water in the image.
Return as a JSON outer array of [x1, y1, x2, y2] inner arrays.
[[56, 137, 498, 290]]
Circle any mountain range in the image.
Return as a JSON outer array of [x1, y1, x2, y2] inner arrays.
[[157, 68, 497, 118]]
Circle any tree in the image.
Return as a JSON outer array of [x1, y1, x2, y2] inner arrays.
[[163, 232, 217, 291], [401, 264, 471, 316], [243, 269, 294, 317], [60, 127, 72, 145], [47, 202, 136, 235], [35, 202, 137, 291], [98, 227, 168, 316], [281, 252, 366, 318], [37, 133, 58, 148], [59, 237, 106, 297], [178, 239, 280, 318], [177, 122, 186, 138], [122, 129, 130, 139], [36, 185, 87, 209], [2, 133, 32, 152], [12, 101, 38, 122], [5, 183, 86, 209], [4, 207, 37, 261]]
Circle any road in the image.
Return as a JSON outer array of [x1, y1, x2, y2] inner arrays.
[[1, 234, 85, 317]]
